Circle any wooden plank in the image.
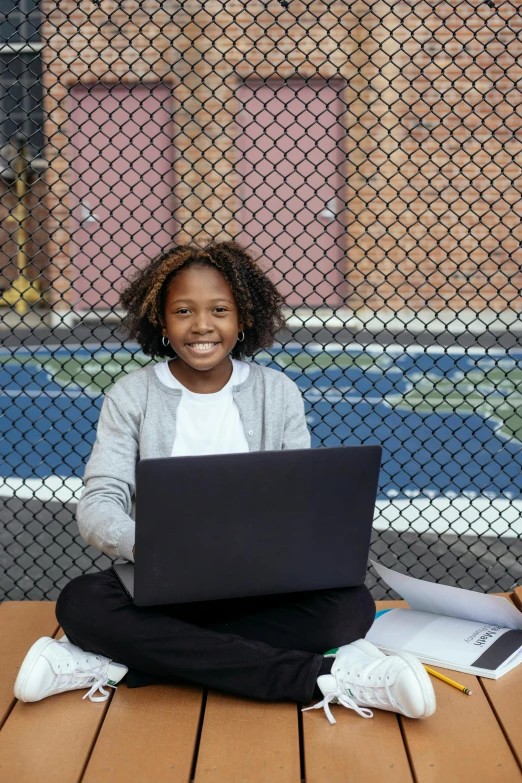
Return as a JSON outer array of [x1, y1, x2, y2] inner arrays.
[[0, 600, 59, 727], [511, 586, 522, 613], [0, 688, 110, 783], [302, 598, 411, 782], [303, 703, 413, 783], [0, 616, 110, 783], [82, 683, 204, 783], [477, 591, 522, 768], [480, 672, 522, 770], [194, 691, 300, 783], [400, 669, 521, 782], [376, 599, 408, 611]]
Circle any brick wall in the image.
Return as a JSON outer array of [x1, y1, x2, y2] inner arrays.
[[37, 0, 521, 315]]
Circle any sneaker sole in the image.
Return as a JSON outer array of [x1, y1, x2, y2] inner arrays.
[[393, 651, 437, 718], [13, 637, 56, 702]]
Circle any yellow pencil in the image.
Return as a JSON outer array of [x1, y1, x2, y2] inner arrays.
[[424, 665, 472, 695]]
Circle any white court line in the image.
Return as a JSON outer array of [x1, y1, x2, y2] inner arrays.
[[3, 341, 522, 358], [1, 477, 521, 538], [0, 388, 100, 398], [301, 343, 522, 359], [0, 388, 384, 403], [2, 387, 521, 411], [373, 496, 522, 538], [0, 476, 84, 503]]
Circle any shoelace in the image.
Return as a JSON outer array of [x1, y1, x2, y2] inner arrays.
[[302, 656, 402, 724], [82, 668, 117, 703], [350, 656, 403, 713], [302, 689, 373, 724], [55, 657, 116, 702]]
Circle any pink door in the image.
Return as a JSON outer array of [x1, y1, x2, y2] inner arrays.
[[67, 84, 177, 311], [236, 80, 347, 308]]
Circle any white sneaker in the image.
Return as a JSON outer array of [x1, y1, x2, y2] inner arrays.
[[302, 639, 436, 724], [14, 637, 128, 703]]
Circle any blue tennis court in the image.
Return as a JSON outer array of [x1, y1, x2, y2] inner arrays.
[[1, 342, 521, 538]]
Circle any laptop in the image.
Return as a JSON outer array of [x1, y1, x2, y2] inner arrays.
[[112, 444, 382, 607]]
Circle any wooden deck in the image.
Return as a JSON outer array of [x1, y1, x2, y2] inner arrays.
[[2, 595, 522, 783]]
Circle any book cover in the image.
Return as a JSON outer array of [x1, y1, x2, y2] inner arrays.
[[368, 562, 522, 679]]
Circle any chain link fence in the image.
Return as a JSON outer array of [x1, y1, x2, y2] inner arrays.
[[1, 0, 521, 601]]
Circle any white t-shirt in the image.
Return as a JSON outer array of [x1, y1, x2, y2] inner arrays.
[[154, 359, 251, 457]]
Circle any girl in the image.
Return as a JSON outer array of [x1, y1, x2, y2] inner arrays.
[[14, 240, 435, 723]]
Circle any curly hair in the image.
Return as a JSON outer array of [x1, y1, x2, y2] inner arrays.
[[119, 239, 287, 360]]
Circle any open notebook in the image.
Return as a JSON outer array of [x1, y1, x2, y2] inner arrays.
[[367, 562, 522, 679]]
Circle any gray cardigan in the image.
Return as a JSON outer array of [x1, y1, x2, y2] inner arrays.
[[76, 362, 311, 562]]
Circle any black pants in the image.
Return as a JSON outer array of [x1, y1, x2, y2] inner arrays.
[[55, 568, 375, 704]]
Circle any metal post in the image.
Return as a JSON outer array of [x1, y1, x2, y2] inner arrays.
[[0, 134, 41, 316]]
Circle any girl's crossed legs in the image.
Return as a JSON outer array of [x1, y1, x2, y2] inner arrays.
[[55, 567, 376, 704]]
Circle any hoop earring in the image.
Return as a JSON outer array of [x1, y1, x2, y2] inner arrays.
[[161, 335, 170, 347], [237, 331, 245, 343]]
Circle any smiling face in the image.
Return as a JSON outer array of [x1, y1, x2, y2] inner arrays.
[[161, 263, 244, 390]]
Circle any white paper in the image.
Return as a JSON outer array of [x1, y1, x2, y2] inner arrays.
[[366, 608, 518, 671], [371, 561, 522, 631]]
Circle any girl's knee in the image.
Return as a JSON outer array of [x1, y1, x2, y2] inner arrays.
[[55, 570, 120, 654], [327, 584, 376, 648], [55, 572, 110, 629]]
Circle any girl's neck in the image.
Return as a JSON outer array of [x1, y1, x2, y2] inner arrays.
[[168, 356, 233, 394]]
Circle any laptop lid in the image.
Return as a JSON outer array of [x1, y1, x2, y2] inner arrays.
[[127, 445, 381, 607]]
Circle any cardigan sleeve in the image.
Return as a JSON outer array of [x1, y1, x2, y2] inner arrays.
[[76, 393, 139, 562], [281, 376, 311, 450]]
